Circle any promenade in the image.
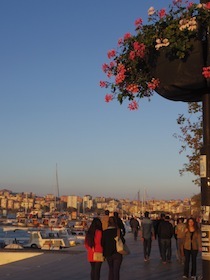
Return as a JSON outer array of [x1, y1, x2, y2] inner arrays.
[[0, 232, 202, 280]]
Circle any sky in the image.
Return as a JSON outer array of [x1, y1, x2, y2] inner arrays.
[[0, 0, 201, 201]]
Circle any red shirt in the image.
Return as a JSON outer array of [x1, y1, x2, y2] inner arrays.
[[85, 229, 103, 262]]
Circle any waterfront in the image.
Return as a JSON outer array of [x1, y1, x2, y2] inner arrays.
[[0, 232, 202, 280]]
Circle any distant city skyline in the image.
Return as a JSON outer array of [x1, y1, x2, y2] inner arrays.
[[0, 0, 200, 202], [0, 187, 197, 202]]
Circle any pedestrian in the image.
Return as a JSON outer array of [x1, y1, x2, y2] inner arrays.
[[156, 213, 166, 258], [102, 216, 124, 280], [113, 211, 126, 242], [175, 217, 186, 264], [140, 211, 155, 261], [158, 215, 174, 264], [182, 217, 202, 279], [85, 217, 103, 280], [129, 216, 140, 241], [101, 209, 110, 231]]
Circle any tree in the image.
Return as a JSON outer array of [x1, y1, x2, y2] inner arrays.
[[191, 193, 201, 217], [174, 102, 203, 186]]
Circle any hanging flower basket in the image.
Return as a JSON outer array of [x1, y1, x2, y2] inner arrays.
[[152, 38, 206, 102], [100, 1, 210, 110]]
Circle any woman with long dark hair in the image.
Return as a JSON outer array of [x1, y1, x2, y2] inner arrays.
[[183, 218, 202, 279], [102, 216, 123, 280], [85, 217, 103, 280]]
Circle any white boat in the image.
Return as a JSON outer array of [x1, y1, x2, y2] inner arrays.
[[70, 229, 85, 244], [0, 228, 30, 246]]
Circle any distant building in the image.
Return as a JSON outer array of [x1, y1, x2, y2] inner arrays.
[[67, 195, 78, 209], [83, 195, 93, 211], [1, 198, 8, 209], [7, 199, 14, 209]]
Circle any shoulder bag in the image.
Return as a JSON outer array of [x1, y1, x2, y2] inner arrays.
[[115, 229, 130, 255], [92, 249, 104, 262]]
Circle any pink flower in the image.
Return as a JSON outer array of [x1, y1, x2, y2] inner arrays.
[[100, 81, 107, 88], [159, 9, 166, 18], [133, 42, 140, 51], [128, 100, 139, 110], [133, 42, 146, 58], [135, 18, 143, 27], [115, 63, 126, 84], [115, 73, 125, 84], [110, 61, 116, 68], [129, 51, 136, 60], [102, 63, 109, 73], [202, 66, 210, 78], [107, 49, 116, 59], [107, 71, 113, 78], [147, 78, 160, 90], [118, 38, 123, 46], [124, 33, 132, 40], [105, 94, 114, 103], [126, 84, 139, 93], [117, 63, 126, 74]]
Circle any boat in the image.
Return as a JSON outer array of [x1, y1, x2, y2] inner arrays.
[[71, 220, 88, 231], [0, 228, 30, 246]]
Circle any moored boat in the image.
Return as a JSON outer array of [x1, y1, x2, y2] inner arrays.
[[0, 228, 30, 246]]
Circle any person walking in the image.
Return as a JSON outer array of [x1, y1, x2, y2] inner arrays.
[[102, 216, 124, 280], [113, 211, 126, 243], [85, 217, 103, 280], [175, 217, 186, 264], [101, 210, 110, 231], [155, 213, 166, 259], [158, 215, 174, 264], [129, 216, 140, 241], [182, 217, 202, 279], [140, 211, 155, 261]]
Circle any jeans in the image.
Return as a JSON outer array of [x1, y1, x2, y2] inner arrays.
[[90, 262, 102, 280], [177, 238, 185, 263], [132, 228, 138, 240], [184, 249, 198, 277], [160, 239, 172, 262], [106, 253, 123, 280], [158, 237, 162, 258], [143, 238, 152, 259]]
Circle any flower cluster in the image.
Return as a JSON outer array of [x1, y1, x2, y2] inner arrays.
[[100, 0, 210, 110]]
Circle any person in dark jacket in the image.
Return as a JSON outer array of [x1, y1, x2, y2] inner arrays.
[[113, 212, 126, 243], [156, 213, 166, 258], [102, 216, 124, 280], [129, 216, 140, 241], [157, 215, 174, 264]]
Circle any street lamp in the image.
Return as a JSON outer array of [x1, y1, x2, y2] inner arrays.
[[199, 1, 210, 279]]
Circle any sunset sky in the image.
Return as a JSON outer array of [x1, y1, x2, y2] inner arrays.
[[0, 0, 201, 200]]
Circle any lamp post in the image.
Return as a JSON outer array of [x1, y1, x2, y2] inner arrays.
[[200, 1, 210, 279], [201, 94, 210, 280]]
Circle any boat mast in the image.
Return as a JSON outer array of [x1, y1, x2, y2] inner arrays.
[[56, 163, 60, 211], [137, 190, 140, 216], [56, 163, 60, 198]]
